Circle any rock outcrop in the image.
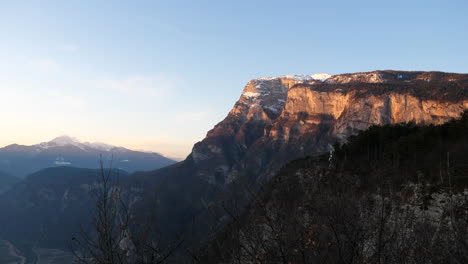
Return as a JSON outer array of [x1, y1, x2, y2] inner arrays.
[[185, 70, 468, 186]]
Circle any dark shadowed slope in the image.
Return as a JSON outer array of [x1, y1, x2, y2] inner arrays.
[[0, 166, 130, 249], [197, 111, 468, 264], [0, 171, 20, 194]]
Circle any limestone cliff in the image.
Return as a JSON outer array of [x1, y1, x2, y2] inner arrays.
[[186, 70, 468, 185]]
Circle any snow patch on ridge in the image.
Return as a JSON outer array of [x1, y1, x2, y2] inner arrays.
[[281, 75, 314, 82], [240, 73, 331, 116], [328, 72, 385, 84], [243, 92, 261, 98], [264, 105, 282, 113], [312, 73, 332, 81], [256, 73, 332, 82]]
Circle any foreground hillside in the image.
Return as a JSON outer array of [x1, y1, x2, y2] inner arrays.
[[197, 111, 468, 264]]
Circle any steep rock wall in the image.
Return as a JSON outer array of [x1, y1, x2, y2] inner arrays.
[[187, 71, 468, 185]]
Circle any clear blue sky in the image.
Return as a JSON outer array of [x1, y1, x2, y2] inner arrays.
[[0, 0, 467, 158]]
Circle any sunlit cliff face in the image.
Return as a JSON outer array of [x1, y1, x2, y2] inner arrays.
[[189, 71, 468, 185]]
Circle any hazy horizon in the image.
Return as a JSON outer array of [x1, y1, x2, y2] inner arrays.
[[0, 134, 188, 160]]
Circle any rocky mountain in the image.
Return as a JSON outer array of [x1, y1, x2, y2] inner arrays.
[[186, 70, 468, 186], [134, 70, 468, 238], [0, 135, 175, 177]]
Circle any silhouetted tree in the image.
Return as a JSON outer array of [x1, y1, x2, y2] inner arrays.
[[71, 157, 183, 264]]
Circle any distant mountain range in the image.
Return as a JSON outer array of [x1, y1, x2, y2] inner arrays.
[[0, 135, 175, 177]]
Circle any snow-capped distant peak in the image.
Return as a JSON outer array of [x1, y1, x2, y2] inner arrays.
[[311, 73, 332, 81], [50, 135, 80, 146], [36, 135, 118, 152], [37, 135, 82, 150]]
